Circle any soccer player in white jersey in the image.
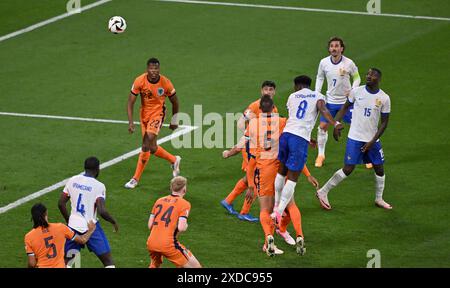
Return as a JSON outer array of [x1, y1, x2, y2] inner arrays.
[[58, 157, 119, 267], [272, 75, 343, 250], [316, 68, 392, 210], [315, 37, 362, 168]]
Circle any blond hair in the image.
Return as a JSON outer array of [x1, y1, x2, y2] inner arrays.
[[170, 176, 187, 193]]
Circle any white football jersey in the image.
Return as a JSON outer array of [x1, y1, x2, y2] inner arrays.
[[283, 88, 325, 142], [347, 86, 391, 142], [316, 55, 359, 104], [63, 174, 106, 233]]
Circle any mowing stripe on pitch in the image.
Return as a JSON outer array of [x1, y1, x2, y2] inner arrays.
[[0, 125, 198, 214], [0, 111, 193, 129], [0, 0, 112, 43], [158, 0, 450, 22]]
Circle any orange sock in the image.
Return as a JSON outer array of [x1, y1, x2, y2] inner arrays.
[[279, 210, 291, 233], [225, 179, 247, 204], [133, 151, 151, 181], [260, 209, 274, 244], [287, 203, 303, 238], [240, 188, 256, 214], [154, 146, 176, 164]]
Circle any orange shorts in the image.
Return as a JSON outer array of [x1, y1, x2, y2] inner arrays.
[[254, 164, 278, 197], [148, 243, 193, 268], [140, 107, 166, 136]]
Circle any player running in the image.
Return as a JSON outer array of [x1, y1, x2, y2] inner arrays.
[[315, 37, 362, 168], [272, 76, 343, 227], [146, 176, 201, 268], [247, 95, 318, 256], [25, 203, 95, 268], [125, 57, 181, 189], [58, 156, 119, 268], [316, 68, 392, 210], [220, 81, 278, 222]]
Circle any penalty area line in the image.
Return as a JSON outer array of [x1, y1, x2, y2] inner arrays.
[[0, 125, 198, 215]]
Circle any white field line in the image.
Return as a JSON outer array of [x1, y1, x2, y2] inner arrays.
[[0, 124, 198, 214], [0, 111, 194, 129], [0, 0, 112, 43], [157, 0, 450, 22]]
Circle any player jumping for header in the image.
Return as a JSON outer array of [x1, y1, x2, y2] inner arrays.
[[125, 58, 181, 189], [316, 68, 392, 210]]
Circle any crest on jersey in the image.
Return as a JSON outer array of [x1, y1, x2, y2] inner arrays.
[[375, 99, 382, 107], [157, 87, 165, 96], [339, 68, 347, 76]]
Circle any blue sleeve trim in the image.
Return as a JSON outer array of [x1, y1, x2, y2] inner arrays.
[[381, 112, 390, 116]]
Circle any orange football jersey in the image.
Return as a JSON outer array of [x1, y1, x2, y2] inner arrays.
[[131, 73, 176, 112]]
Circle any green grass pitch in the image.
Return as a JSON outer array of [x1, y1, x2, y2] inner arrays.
[[0, 0, 449, 267]]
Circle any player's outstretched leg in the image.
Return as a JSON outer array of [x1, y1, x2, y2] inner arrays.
[[315, 125, 328, 167], [182, 254, 202, 268], [373, 165, 392, 209], [153, 145, 181, 177], [237, 193, 259, 222], [276, 210, 296, 246], [220, 177, 247, 215], [316, 166, 353, 210]]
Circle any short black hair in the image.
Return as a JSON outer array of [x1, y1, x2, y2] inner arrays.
[[261, 80, 276, 89], [31, 203, 48, 229], [147, 58, 160, 66], [84, 156, 100, 172], [260, 94, 274, 113], [328, 36, 345, 53], [294, 75, 312, 87], [370, 67, 382, 77]]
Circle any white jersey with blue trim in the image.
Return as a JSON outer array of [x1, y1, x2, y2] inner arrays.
[[63, 174, 106, 233], [283, 88, 325, 142], [347, 86, 391, 142], [316, 55, 359, 104]]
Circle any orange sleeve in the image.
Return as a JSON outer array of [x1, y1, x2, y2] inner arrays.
[[164, 78, 176, 97], [301, 165, 311, 177], [131, 76, 142, 95], [24, 234, 34, 255], [61, 224, 76, 240], [243, 102, 258, 120], [150, 201, 158, 215], [179, 201, 191, 218], [246, 157, 257, 188]]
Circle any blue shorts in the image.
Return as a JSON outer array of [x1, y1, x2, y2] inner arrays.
[[320, 103, 353, 124], [344, 138, 384, 165], [65, 222, 111, 256], [277, 132, 309, 172]]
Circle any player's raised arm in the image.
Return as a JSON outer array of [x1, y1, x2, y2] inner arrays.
[[223, 135, 246, 158], [127, 92, 137, 133], [96, 198, 119, 233], [168, 94, 179, 130], [58, 193, 70, 223]]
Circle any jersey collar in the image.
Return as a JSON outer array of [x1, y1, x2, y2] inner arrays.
[[365, 85, 380, 94], [330, 55, 343, 65]]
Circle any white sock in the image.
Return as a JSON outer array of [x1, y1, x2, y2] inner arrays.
[[277, 180, 296, 214], [317, 127, 328, 157], [274, 173, 285, 208], [375, 174, 385, 201], [105, 265, 116, 268], [319, 169, 347, 195]]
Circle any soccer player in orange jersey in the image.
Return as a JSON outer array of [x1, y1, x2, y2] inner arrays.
[[24, 203, 95, 268], [247, 96, 318, 256], [146, 176, 201, 268], [221, 81, 278, 222], [125, 58, 181, 189]]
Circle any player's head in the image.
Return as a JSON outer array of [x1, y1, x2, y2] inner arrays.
[[84, 156, 100, 178], [260, 80, 276, 98], [259, 94, 274, 113], [328, 37, 345, 57], [294, 75, 312, 91], [366, 68, 382, 87], [170, 176, 187, 196], [31, 203, 49, 229], [146, 57, 160, 82]]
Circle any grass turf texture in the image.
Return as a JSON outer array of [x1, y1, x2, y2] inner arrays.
[[0, 0, 449, 267]]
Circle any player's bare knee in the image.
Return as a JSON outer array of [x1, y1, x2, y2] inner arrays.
[[149, 144, 157, 154], [373, 165, 384, 176], [343, 165, 354, 176]]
